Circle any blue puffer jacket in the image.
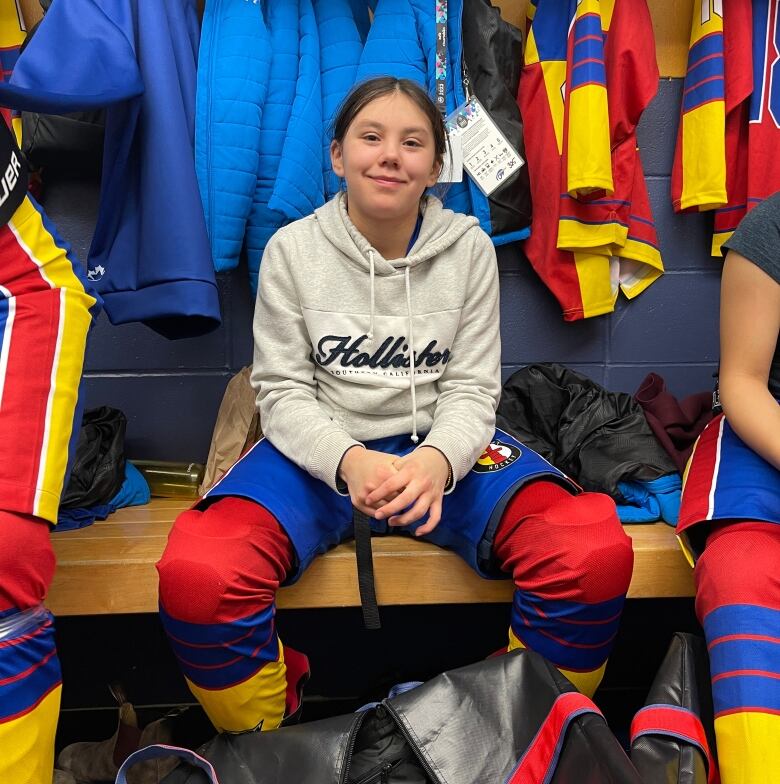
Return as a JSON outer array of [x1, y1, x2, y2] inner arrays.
[[357, 0, 531, 245], [199, 0, 364, 291], [243, 0, 300, 284], [195, 0, 271, 273], [248, 0, 325, 292], [314, 0, 364, 200]]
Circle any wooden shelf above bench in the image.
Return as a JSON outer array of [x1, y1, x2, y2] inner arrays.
[[47, 498, 694, 616]]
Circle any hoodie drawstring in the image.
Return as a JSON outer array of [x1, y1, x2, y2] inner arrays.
[[404, 265, 419, 444], [367, 250, 375, 342]]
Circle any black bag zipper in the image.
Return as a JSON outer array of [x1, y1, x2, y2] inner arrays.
[[339, 711, 369, 784], [382, 701, 440, 783], [350, 759, 402, 784]]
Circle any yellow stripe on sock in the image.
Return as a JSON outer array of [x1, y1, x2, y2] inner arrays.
[[508, 628, 606, 698], [187, 642, 288, 733], [0, 683, 61, 784], [715, 711, 780, 784]]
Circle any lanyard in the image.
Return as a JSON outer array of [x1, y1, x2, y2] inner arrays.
[[435, 0, 448, 115]]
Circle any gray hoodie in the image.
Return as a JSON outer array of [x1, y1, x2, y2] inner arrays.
[[251, 192, 501, 493]]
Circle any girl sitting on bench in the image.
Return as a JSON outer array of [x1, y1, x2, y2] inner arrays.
[[156, 77, 634, 732]]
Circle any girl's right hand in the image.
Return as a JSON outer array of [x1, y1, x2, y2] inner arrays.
[[338, 446, 400, 516]]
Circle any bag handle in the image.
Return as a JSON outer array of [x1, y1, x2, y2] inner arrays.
[[506, 691, 602, 784], [115, 744, 220, 784], [631, 704, 720, 784]]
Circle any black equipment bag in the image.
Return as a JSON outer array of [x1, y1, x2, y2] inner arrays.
[[118, 650, 642, 784], [630, 633, 720, 784]]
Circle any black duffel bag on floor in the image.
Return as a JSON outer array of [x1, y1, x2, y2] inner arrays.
[[630, 633, 719, 784], [117, 649, 641, 784]]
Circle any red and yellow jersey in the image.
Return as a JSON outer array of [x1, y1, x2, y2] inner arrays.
[[714, 0, 780, 253], [672, 1, 780, 256], [672, 1, 730, 212], [558, 0, 660, 259], [563, 0, 612, 198], [519, 0, 663, 321]]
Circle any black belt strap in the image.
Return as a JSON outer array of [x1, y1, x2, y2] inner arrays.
[[353, 508, 381, 630]]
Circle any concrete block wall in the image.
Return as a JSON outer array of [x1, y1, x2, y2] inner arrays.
[[43, 79, 721, 463]]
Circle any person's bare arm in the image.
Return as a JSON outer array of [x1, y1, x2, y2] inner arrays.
[[718, 251, 780, 469]]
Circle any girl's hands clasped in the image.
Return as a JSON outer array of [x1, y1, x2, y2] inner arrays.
[[365, 446, 450, 536], [338, 447, 401, 517]]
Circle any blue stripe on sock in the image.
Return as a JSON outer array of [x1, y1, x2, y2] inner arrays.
[[159, 604, 280, 689], [712, 674, 780, 715], [702, 604, 780, 715], [510, 591, 625, 671], [0, 617, 61, 722], [708, 637, 780, 677], [704, 605, 780, 642]]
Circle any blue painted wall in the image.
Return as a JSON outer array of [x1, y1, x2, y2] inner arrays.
[[43, 80, 720, 463]]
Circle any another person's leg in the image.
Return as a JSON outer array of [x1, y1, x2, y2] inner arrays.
[[492, 481, 634, 697], [694, 520, 780, 784], [0, 195, 97, 783], [157, 496, 303, 732], [0, 514, 59, 784]]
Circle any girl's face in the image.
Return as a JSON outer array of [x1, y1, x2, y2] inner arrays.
[[330, 91, 440, 222]]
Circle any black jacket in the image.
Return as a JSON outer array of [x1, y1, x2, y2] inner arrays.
[[60, 407, 126, 509], [462, 0, 531, 239], [496, 364, 677, 496]]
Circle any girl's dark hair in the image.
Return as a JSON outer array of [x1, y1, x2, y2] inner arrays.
[[332, 77, 447, 172]]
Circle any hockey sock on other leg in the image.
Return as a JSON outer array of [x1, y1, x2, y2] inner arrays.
[[493, 481, 633, 697], [695, 520, 780, 784]]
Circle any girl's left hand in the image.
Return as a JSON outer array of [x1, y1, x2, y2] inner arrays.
[[364, 446, 450, 535]]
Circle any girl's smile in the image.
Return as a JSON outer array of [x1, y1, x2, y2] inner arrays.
[[331, 91, 440, 233]]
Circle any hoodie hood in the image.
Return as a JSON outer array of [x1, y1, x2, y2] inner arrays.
[[313, 191, 479, 275]]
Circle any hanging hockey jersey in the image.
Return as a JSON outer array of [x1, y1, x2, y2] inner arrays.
[[671, 1, 730, 213], [670, 0, 753, 254], [519, 0, 663, 321], [562, 0, 612, 200], [671, 1, 780, 256], [714, 0, 780, 253]]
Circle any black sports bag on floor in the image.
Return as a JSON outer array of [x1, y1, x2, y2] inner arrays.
[[631, 633, 719, 784], [118, 649, 641, 784]]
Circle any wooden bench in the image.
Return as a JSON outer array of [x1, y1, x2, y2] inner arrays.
[[47, 498, 694, 616]]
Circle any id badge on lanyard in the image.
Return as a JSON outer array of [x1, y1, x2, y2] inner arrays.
[[434, 1, 522, 192], [445, 97, 525, 196], [435, 1, 464, 184]]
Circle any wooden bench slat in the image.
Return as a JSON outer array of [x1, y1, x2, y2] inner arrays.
[[52, 523, 173, 543], [47, 502, 694, 616]]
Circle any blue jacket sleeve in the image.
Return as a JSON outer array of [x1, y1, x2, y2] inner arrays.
[[0, 0, 143, 113]]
